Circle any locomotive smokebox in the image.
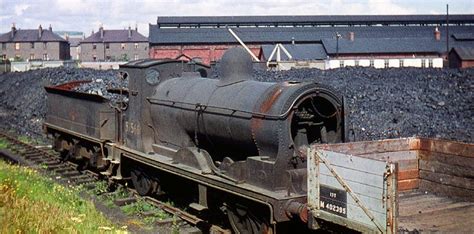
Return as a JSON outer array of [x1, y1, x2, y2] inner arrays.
[[149, 47, 343, 162]]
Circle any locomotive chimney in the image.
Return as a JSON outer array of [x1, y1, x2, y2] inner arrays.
[[38, 25, 43, 38], [128, 26, 132, 39], [11, 23, 16, 38], [349, 32, 355, 41], [434, 27, 441, 41]]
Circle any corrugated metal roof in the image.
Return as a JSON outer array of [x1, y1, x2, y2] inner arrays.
[[452, 47, 474, 60], [81, 29, 147, 43], [261, 44, 327, 61], [452, 33, 474, 41], [149, 25, 474, 46], [322, 38, 447, 54], [0, 29, 67, 42], [156, 15, 474, 27]]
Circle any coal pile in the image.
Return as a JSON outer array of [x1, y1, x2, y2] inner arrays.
[[0, 66, 472, 143], [252, 67, 473, 143], [0, 67, 117, 137]]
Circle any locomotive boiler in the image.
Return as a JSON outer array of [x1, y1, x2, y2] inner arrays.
[[44, 47, 345, 233]]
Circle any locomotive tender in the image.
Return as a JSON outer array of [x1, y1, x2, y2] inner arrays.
[[44, 48, 345, 233]]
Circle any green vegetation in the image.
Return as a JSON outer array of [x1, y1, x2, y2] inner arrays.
[[0, 160, 124, 233], [120, 197, 169, 225], [0, 138, 8, 150]]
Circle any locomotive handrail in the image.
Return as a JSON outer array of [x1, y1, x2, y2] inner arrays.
[[147, 91, 340, 120]]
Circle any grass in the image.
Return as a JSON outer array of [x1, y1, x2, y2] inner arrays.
[[0, 138, 8, 150], [0, 160, 125, 233]]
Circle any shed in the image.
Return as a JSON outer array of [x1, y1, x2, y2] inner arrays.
[[449, 47, 474, 68]]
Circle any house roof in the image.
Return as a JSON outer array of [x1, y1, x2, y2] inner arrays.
[[81, 29, 147, 43], [156, 15, 474, 27], [451, 47, 474, 60], [261, 44, 327, 61], [149, 25, 474, 45], [0, 28, 67, 42], [68, 38, 82, 47]]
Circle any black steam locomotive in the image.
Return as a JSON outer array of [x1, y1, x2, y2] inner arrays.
[[44, 48, 345, 233]]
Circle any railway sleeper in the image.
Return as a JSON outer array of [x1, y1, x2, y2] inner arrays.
[[114, 197, 137, 206]]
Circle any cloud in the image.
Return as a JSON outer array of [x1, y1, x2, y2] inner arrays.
[[14, 4, 30, 16]]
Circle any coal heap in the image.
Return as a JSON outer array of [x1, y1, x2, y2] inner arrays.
[[0, 66, 472, 143]]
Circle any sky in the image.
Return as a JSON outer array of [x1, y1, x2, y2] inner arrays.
[[0, 0, 473, 36]]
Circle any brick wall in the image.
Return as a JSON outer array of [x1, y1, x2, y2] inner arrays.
[[150, 44, 261, 64]]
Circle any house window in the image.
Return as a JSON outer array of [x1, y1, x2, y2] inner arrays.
[[31, 42, 35, 49], [15, 43, 20, 50], [369, 60, 374, 67], [43, 53, 48, 60], [43, 42, 47, 49], [134, 43, 138, 49], [106, 55, 111, 61], [428, 59, 433, 68], [93, 44, 97, 50], [384, 59, 389, 68], [1, 43, 5, 50], [93, 55, 97, 61], [30, 54, 35, 60], [421, 59, 426, 68], [105, 43, 110, 49], [399, 59, 404, 67], [354, 60, 359, 66], [121, 43, 126, 50], [339, 60, 344, 68], [1, 54, 6, 60], [134, 54, 139, 60]]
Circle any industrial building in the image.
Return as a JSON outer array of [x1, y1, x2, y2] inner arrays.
[[149, 15, 474, 69]]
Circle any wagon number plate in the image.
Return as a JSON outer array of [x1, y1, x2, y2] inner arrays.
[[320, 185, 347, 217]]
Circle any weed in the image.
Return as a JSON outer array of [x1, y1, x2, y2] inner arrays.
[[0, 160, 119, 233], [0, 138, 8, 149]]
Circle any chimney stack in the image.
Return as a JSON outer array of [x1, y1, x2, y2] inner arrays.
[[349, 32, 355, 41], [99, 25, 104, 39], [49, 24, 52, 31], [65, 33, 69, 41], [434, 27, 441, 41], [128, 26, 132, 39], [38, 25, 43, 38], [291, 37, 295, 45], [11, 23, 16, 38], [135, 24, 138, 32]]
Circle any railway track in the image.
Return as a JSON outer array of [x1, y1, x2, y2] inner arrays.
[[0, 132, 228, 233]]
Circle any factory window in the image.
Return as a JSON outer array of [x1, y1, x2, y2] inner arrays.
[[134, 43, 138, 49], [369, 59, 374, 67], [354, 60, 359, 66], [121, 43, 126, 50], [15, 43, 20, 50], [384, 59, 389, 68], [43, 53, 48, 60], [134, 54, 139, 60], [92, 44, 97, 50], [421, 59, 426, 68], [30, 54, 35, 60], [1, 43, 5, 50], [428, 59, 433, 68], [339, 60, 344, 68], [31, 42, 35, 49], [399, 59, 404, 67], [43, 42, 47, 49], [105, 43, 110, 49]]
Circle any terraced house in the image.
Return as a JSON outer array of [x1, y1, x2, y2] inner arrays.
[[0, 24, 70, 61], [80, 26, 148, 62]]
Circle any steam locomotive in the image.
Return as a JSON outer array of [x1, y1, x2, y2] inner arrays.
[[44, 48, 345, 233]]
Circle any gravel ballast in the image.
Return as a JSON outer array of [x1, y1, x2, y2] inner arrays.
[[0, 66, 472, 143]]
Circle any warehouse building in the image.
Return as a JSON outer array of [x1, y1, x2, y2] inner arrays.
[[149, 15, 474, 69]]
